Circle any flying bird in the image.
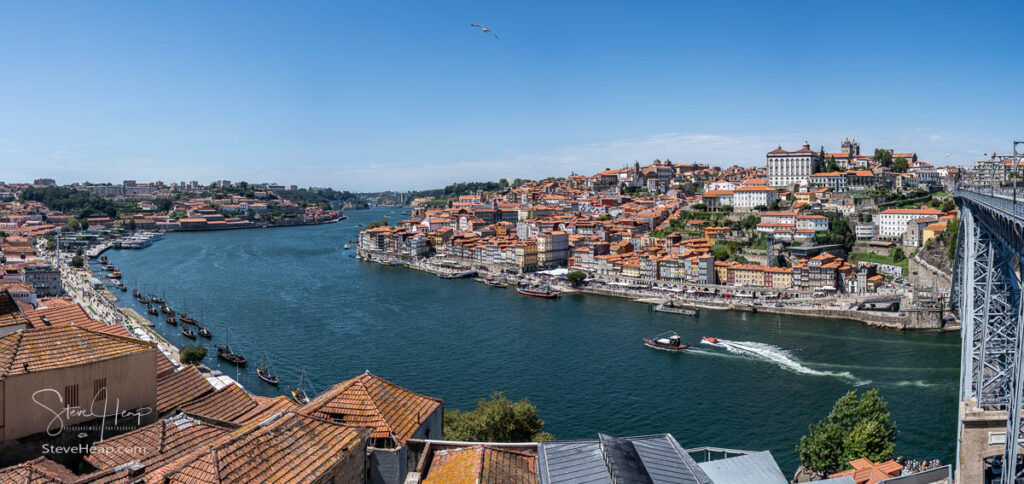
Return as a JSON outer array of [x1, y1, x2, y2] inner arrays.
[[470, 24, 498, 39]]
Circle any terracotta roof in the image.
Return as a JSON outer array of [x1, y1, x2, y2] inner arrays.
[[0, 325, 154, 377], [880, 208, 943, 216], [156, 366, 216, 414], [0, 457, 77, 484], [85, 413, 237, 471], [0, 290, 30, 329], [19, 303, 131, 337], [300, 371, 443, 443], [179, 383, 259, 422], [149, 412, 370, 484], [235, 395, 300, 424], [423, 445, 539, 484]]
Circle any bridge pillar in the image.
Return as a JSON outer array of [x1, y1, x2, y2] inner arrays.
[[956, 203, 1024, 481]]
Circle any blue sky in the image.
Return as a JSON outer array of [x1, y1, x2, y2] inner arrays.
[[1, 1, 1021, 191]]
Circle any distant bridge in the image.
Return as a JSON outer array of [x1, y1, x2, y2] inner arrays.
[[953, 141, 1024, 482]]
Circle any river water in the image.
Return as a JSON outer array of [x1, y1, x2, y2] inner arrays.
[[95, 207, 959, 473]]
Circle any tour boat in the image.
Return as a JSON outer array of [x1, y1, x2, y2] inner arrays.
[[179, 314, 197, 325], [151, 294, 164, 304], [198, 326, 211, 338], [217, 343, 247, 366], [701, 336, 720, 345], [516, 286, 559, 299], [643, 331, 691, 352], [256, 350, 280, 386], [109, 270, 122, 279], [166, 315, 177, 325], [147, 305, 158, 315], [161, 304, 173, 315], [181, 325, 196, 339], [288, 369, 312, 404], [137, 294, 149, 304], [217, 325, 247, 366], [485, 279, 508, 289]]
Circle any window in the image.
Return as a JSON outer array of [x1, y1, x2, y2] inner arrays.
[[64, 384, 79, 408], [94, 378, 107, 401]]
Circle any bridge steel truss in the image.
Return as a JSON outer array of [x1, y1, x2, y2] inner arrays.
[[955, 190, 1024, 480]]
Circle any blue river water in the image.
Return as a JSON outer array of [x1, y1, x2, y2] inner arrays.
[[94, 207, 959, 474]]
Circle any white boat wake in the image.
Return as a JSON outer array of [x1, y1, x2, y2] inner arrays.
[[702, 339, 871, 385]]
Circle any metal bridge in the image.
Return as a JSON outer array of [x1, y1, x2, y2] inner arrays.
[[953, 141, 1024, 481]]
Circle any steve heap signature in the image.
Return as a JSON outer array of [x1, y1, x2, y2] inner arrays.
[[32, 388, 153, 438]]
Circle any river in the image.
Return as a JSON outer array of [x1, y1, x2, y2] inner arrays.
[[94, 207, 959, 473]]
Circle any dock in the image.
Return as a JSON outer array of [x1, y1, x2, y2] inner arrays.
[[653, 301, 699, 316]]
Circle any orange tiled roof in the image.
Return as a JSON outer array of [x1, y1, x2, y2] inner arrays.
[[156, 366, 216, 414], [0, 325, 154, 377], [300, 371, 443, 443], [0, 457, 77, 483], [120, 412, 370, 484], [0, 290, 30, 328], [423, 445, 538, 484], [19, 302, 131, 337], [180, 383, 259, 422], [85, 413, 236, 471]]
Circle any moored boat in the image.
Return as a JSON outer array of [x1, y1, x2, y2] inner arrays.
[[516, 285, 559, 299], [343, 244, 351, 250], [109, 270, 122, 279], [166, 315, 177, 325], [198, 326, 211, 338], [99, 256, 108, 264], [643, 331, 691, 352], [179, 314, 197, 325], [147, 305, 158, 315], [181, 326, 196, 339], [256, 350, 280, 386], [217, 344, 247, 366], [288, 369, 311, 404]]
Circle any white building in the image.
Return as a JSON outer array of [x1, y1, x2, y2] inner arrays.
[[796, 215, 829, 232], [704, 180, 736, 192], [760, 212, 797, 225], [877, 208, 944, 239], [701, 190, 734, 211], [767, 141, 820, 188], [732, 186, 779, 209], [855, 222, 877, 240]]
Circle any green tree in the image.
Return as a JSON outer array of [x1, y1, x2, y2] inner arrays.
[[947, 218, 960, 260], [65, 218, 81, 232], [691, 203, 708, 211], [797, 389, 898, 476], [46, 239, 57, 251], [721, 205, 734, 213], [769, 200, 781, 211], [566, 271, 587, 287], [366, 220, 389, 229], [71, 255, 84, 268], [180, 345, 207, 365], [75, 247, 84, 257], [443, 391, 554, 442], [890, 247, 906, 263], [873, 149, 893, 168], [892, 157, 909, 173]]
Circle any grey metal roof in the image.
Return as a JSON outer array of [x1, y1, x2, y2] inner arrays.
[[537, 434, 713, 484], [696, 451, 786, 484]]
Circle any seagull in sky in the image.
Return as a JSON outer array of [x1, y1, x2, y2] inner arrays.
[[470, 24, 499, 39]]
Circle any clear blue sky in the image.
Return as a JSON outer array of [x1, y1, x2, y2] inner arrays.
[[1, 1, 1020, 191]]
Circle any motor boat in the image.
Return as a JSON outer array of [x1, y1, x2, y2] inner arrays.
[[701, 336, 720, 345], [643, 331, 690, 352]]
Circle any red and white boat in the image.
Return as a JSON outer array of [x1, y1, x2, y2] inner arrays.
[[701, 336, 720, 345], [643, 331, 691, 352], [517, 286, 559, 299]]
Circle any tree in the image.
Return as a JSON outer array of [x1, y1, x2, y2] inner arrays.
[[873, 149, 893, 168], [892, 157, 909, 173], [444, 392, 554, 442], [366, 220, 389, 229], [890, 247, 906, 263], [180, 345, 207, 365], [769, 200, 781, 211], [797, 389, 898, 476], [65, 218, 81, 232], [126, 219, 137, 231], [71, 255, 84, 268], [79, 218, 89, 230], [712, 247, 731, 261], [691, 203, 707, 211], [947, 218, 960, 260], [46, 239, 57, 251], [822, 156, 839, 173], [567, 271, 587, 287], [721, 205, 734, 213]]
